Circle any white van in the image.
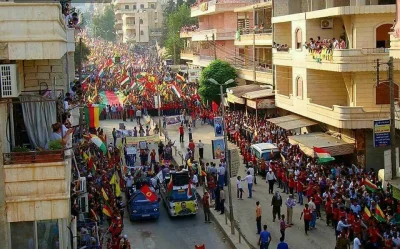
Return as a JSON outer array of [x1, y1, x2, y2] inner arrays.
[[250, 143, 280, 161]]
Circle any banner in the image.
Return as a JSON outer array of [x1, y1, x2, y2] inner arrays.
[[126, 134, 158, 144], [214, 117, 224, 137], [165, 115, 181, 125], [174, 201, 196, 215], [212, 139, 225, 159]]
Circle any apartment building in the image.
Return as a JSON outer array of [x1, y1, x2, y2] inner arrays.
[[0, 2, 75, 248], [272, 0, 397, 170], [114, 0, 163, 44]]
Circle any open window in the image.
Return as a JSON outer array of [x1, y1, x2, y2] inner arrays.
[[295, 28, 302, 50]]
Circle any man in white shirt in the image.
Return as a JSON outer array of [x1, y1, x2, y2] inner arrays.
[[242, 171, 254, 198], [266, 169, 276, 194], [197, 140, 204, 159], [353, 235, 362, 249], [236, 176, 244, 200]]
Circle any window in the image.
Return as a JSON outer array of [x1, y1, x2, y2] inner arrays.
[[296, 76, 303, 98], [11, 222, 35, 249], [133, 5, 136, 9], [295, 28, 302, 50], [151, 3, 155, 9], [141, 30, 144, 35], [124, 5, 129, 9], [37, 220, 59, 249], [376, 81, 399, 104], [376, 23, 392, 48], [139, 19, 143, 24], [140, 4, 144, 9]]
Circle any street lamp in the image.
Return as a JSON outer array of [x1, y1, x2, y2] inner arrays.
[[208, 78, 235, 235]]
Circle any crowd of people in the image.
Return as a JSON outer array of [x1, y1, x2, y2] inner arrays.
[[181, 24, 199, 33], [305, 36, 347, 62]]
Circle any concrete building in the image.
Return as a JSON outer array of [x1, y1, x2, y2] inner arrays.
[[0, 2, 75, 248], [180, 0, 273, 86], [272, 0, 397, 170], [113, 0, 163, 44]]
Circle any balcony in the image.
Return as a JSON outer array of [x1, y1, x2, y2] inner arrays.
[[180, 31, 195, 38], [150, 29, 162, 36], [181, 48, 199, 60], [229, 60, 273, 84], [192, 29, 235, 41], [235, 29, 273, 46], [390, 33, 400, 59], [66, 28, 76, 52], [125, 23, 136, 29], [275, 94, 388, 129], [117, 30, 123, 35], [191, 0, 258, 17], [305, 48, 395, 72], [272, 48, 293, 66], [0, 2, 70, 60], [115, 9, 133, 15]]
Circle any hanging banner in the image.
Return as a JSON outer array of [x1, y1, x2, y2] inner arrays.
[[373, 119, 390, 147], [213, 116, 224, 137], [212, 139, 225, 159]]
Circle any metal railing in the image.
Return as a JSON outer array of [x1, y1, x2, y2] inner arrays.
[[239, 28, 272, 35], [361, 47, 389, 54], [200, 55, 215, 61]]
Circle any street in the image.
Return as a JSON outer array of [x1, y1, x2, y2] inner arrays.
[[100, 118, 233, 249]]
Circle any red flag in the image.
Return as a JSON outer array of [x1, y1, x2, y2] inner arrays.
[[141, 184, 158, 202], [212, 101, 219, 112], [187, 180, 193, 199]]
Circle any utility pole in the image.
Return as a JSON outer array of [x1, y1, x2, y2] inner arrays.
[[253, 7, 257, 86], [79, 37, 82, 84], [212, 33, 217, 60], [376, 57, 397, 180]]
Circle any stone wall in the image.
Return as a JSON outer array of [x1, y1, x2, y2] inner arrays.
[[22, 53, 74, 92]]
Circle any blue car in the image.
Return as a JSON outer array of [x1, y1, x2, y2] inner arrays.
[[127, 190, 160, 221]]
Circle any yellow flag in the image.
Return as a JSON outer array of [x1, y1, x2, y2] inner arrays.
[[83, 152, 89, 161], [110, 173, 117, 185], [115, 181, 121, 197]]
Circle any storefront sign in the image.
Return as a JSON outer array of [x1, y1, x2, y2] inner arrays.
[[373, 119, 390, 147], [247, 99, 275, 109]]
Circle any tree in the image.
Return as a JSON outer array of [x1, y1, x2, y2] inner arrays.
[[164, 4, 196, 63], [160, 0, 176, 46], [199, 60, 238, 103], [92, 5, 116, 41], [74, 42, 91, 69]]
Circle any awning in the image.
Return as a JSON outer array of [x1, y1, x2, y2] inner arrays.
[[267, 114, 317, 130], [226, 84, 262, 104], [288, 132, 355, 158], [242, 89, 274, 100], [234, 1, 272, 12]]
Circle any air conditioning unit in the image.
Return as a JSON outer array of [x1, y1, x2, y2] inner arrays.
[[79, 193, 89, 213], [320, 18, 333, 29], [0, 64, 20, 98], [79, 177, 87, 193]]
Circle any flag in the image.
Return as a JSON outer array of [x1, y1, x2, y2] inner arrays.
[[141, 184, 158, 202], [120, 75, 130, 86], [101, 188, 109, 201], [171, 84, 182, 99], [110, 174, 117, 185], [176, 73, 185, 82], [83, 152, 89, 161], [363, 206, 371, 221], [98, 66, 105, 78], [187, 181, 193, 199], [102, 204, 113, 217], [374, 204, 386, 222], [167, 174, 173, 197], [211, 101, 219, 112], [90, 209, 99, 221], [364, 178, 378, 192], [281, 153, 286, 163], [313, 147, 335, 163], [89, 135, 107, 154], [84, 105, 100, 128], [115, 181, 121, 197]]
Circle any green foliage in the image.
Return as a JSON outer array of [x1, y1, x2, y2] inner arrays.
[[92, 5, 116, 41], [199, 60, 238, 102], [164, 4, 196, 63], [160, 0, 176, 47], [48, 139, 63, 151], [74, 41, 91, 68], [12, 145, 30, 152]]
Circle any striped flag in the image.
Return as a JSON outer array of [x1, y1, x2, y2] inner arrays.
[[84, 105, 100, 128], [313, 147, 335, 163], [120, 75, 130, 86], [364, 178, 378, 192], [363, 206, 371, 221], [102, 204, 113, 217], [176, 73, 185, 82], [171, 84, 182, 99], [98, 66, 105, 78], [374, 204, 386, 222], [101, 188, 109, 201]]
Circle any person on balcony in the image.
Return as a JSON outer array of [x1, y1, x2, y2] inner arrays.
[[46, 122, 74, 149]]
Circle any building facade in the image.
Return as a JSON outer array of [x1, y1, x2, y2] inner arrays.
[[180, 0, 273, 86], [272, 0, 397, 170], [114, 0, 163, 44], [0, 2, 75, 248]]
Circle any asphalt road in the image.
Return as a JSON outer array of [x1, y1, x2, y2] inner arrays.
[[122, 205, 233, 249], [100, 119, 233, 249]]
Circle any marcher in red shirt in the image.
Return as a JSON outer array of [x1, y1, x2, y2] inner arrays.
[[188, 140, 195, 152], [300, 203, 312, 235], [179, 125, 184, 143], [288, 176, 295, 195]]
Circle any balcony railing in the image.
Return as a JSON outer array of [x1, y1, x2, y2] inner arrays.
[[200, 55, 215, 60], [239, 28, 272, 35], [3, 150, 64, 165]]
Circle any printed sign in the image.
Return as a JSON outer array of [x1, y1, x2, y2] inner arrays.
[[228, 149, 240, 177], [373, 119, 390, 147], [174, 200, 196, 215], [212, 139, 225, 159], [126, 147, 137, 155], [214, 117, 224, 137], [165, 115, 181, 125]]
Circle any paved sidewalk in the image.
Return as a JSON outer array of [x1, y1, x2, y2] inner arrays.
[[161, 120, 337, 249]]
